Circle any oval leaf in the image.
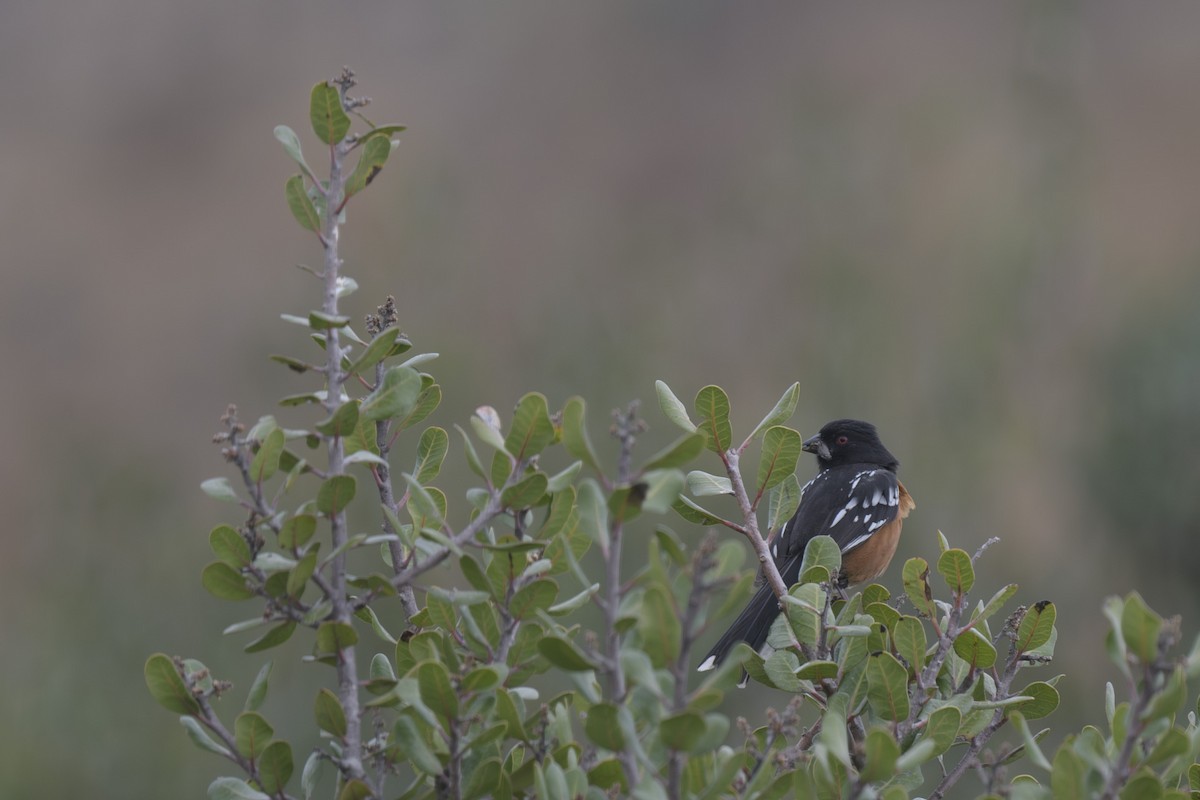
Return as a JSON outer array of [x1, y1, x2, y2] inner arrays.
[[285, 175, 320, 232], [694, 385, 732, 452], [1016, 600, 1057, 654], [145, 653, 200, 715], [866, 651, 910, 722], [202, 562, 254, 601], [937, 548, 975, 595], [316, 475, 356, 516], [310, 81, 351, 145], [257, 740, 293, 794], [314, 688, 347, 738]]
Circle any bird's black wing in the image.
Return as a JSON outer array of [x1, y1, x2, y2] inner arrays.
[[773, 464, 903, 580]]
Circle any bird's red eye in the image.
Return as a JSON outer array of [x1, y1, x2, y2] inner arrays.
[[836, 435, 849, 446]]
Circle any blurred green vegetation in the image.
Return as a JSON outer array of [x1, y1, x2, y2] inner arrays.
[[2, 2, 1200, 797]]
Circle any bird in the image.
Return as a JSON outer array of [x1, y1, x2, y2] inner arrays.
[[697, 419, 915, 673]]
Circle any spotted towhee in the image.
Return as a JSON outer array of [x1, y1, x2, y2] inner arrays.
[[698, 419, 915, 672]]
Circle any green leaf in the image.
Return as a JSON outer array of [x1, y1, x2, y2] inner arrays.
[[767, 473, 801, 532], [316, 621, 358, 654], [510, 579, 559, 619], [287, 550, 317, 598], [280, 515, 317, 550], [301, 750, 326, 800], [639, 583, 681, 668], [337, 780, 372, 800], [937, 548, 975, 595], [921, 705, 961, 756], [1145, 727, 1189, 767], [180, 716, 231, 756], [1016, 601, 1056, 654], [1051, 746, 1086, 799], [361, 366, 422, 422], [393, 383, 442, 433], [244, 661, 272, 712], [862, 726, 900, 783], [355, 605, 398, 644], [953, 628, 998, 669], [671, 495, 726, 526], [562, 396, 602, 472], [640, 469, 685, 514], [538, 636, 595, 671], [974, 583, 1019, 625], [642, 432, 706, 472], [585, 703, 625, 750], [747, 383, 800, 442], [694, 385, 732, 452], [655, 380, 696, 433], [418, 661, 458, 721], [310, 81, 351, 144], [763, 650, 803, 692], [207, 777, 270, 800], [455, 423, 488, 480], [359, 124, 407, 142], [660, 711, 705, 751], [210, 525, 251, 568], [244, 622, 296, 653], [866, 651, 910, 722], [285, 175, 320, 232], [1118, 769, 1164, 800], [686, 470, 732, 496], [404, 474, 446, 529], [345, 133, 391, 197], [414, 427, 449, 484], [307, 311, 350, 330], [274, 124, 312, 174], [755, 426, 802, 497], [501, 472, 549, 509], [257, 740, 293, 794], [1122, 592, 1162, 663], [315, 401, 359, 439], [250, 428, 286, 483], [902, 557, 935, 617], [202, 562, 254, 601], [892, 616, 926, 674], [316, 475, 356, 515], [549, 583, 600, 617], [314, 688, 347, 738], [1009, 712, 1052, 772], [145, 653, 200, 715], [393, 716, 442, 774], [577, 479, 610, 554], [799, 535, 842, 585], [201, 477, 240, 503], [1014, 681, 1060, 720], [234, 711, 274, 759], [506, 392, 556, 461], [345, 328, 400, 376], [1142, 665, 1186, 722], [893, 739, 938, 774]]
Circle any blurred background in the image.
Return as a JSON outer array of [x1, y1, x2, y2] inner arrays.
[[3, 1, 1200, 796]]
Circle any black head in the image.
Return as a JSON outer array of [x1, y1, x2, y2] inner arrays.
[[802, 419, 899, 471]]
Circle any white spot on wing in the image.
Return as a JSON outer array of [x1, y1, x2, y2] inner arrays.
[[843, 533, 872, 551], [698, 655, 717, 672]]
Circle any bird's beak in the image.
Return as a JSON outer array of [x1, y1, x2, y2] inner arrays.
[[802, 434, 831, 461]]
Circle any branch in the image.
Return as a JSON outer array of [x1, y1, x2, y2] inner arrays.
[[316, 67, 368, 791], [722, 449, 790, 608]]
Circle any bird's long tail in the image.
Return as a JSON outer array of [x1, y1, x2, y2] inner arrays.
[[697, 580, 782, 672]]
